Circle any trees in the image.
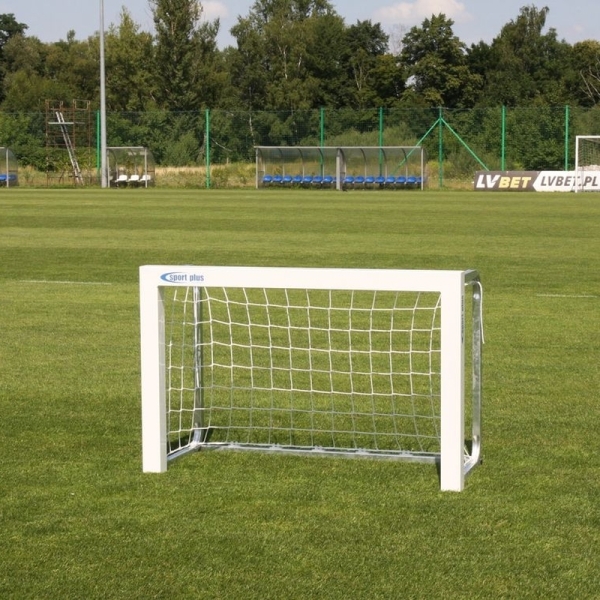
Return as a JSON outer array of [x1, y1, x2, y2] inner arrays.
[[469, 5, 572, 106], [0, 3, 597, 125], [0, 13, 27, 57], [302, 12, 348, 108], [0, 3, 600, 175], [1, 32, 95, 110], [150, 0, 222, 110], [400, 14, 481, 108], [0, 13, 29, 102], [343, 20, 404, 109], [104, 9, 156, 111], [230, 0, 343, 111], [569, 40, 600, 107], [47, 33, 99, 103], [229, 2, 407, 112]]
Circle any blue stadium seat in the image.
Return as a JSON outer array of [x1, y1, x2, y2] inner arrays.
[[282, 175, 293, 185], [375, 176, 386, 187], [262, 174, 273, 186], [302, 175, 313, 186], [354, 175, 365, 187], [323, 175, 334, 187], [293, 174, 303, 185], [395, 176, 407, 187], [365, 176, 376, 187], [406, 176, 417, 187], [385, 176, 396, 187], [343, 175, 355, 187], [312, 175, 323, 186], [273, 175, 283, 185]]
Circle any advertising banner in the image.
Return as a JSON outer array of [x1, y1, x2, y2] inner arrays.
[[473, 171, 600, 192]]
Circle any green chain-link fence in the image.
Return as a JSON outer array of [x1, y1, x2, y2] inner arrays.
[[1, 105, 600, 187]]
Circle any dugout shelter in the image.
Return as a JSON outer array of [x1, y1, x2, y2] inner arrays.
[[0, 147, 18, 187], [256, 145, 426, 190], [107, 146, 155, 188]]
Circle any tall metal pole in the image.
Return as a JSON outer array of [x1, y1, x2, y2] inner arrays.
[[205, 109, 210, 189], [99, 0, 108, 187]]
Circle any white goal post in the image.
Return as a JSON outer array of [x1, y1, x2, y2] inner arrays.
[[574, 135, 600, 192], [140, 265, 483, 492]]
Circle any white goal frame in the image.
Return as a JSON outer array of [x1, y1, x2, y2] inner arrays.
[[140, 265, 482, 491], [574, 135, 600, 192]]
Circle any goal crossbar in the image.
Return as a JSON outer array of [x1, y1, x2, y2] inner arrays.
[[140, 265, 482, 491]]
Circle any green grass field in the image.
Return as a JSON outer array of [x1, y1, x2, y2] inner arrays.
[[1, 188, 599, 599]]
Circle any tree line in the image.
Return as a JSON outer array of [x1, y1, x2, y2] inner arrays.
[[1, 1, 599, 114], [1, 1, 600, 175]]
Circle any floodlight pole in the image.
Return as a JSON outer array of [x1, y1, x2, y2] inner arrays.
[[99, 0, 108, 188]]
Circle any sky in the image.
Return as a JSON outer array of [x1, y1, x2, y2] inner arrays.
[[0, 0, 598, 49]]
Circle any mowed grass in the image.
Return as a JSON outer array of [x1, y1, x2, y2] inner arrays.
[[1, 187, 599, 599]]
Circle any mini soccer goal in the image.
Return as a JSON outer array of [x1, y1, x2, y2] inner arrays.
[[107, 146, 155, 187], [0, 147, 18, 187], [574, 136, 600, 192], [140, 266, 483, 491], [256, 146, 427, 190]]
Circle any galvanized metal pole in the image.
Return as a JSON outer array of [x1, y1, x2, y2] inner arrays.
[[99, 0, 108, 188]]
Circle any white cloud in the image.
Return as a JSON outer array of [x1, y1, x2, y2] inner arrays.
[[374, 0, 472, 26], [201, 1, 229, 21]]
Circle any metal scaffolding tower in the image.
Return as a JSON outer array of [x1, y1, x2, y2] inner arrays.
[[46, 100, 93, 186]]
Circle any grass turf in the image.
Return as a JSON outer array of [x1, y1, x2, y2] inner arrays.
[[1, 188, 599, 598]]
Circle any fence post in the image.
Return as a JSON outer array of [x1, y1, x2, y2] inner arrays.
[[564, 105, 570, 170], [501, 106, 506, 171], [320, 107, 325, 147], [205, 108, 211, 189], [438, 107, 443, 188]]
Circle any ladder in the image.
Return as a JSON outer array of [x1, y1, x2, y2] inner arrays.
[[54, 111, 84, 185]]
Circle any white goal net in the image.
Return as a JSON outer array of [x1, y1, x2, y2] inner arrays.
[[574, 135, 600, 192], [140, 266, 482, 491]]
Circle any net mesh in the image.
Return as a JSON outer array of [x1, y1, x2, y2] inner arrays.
[[164, 286, 443, 458], [577, 136, 600, 169]]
